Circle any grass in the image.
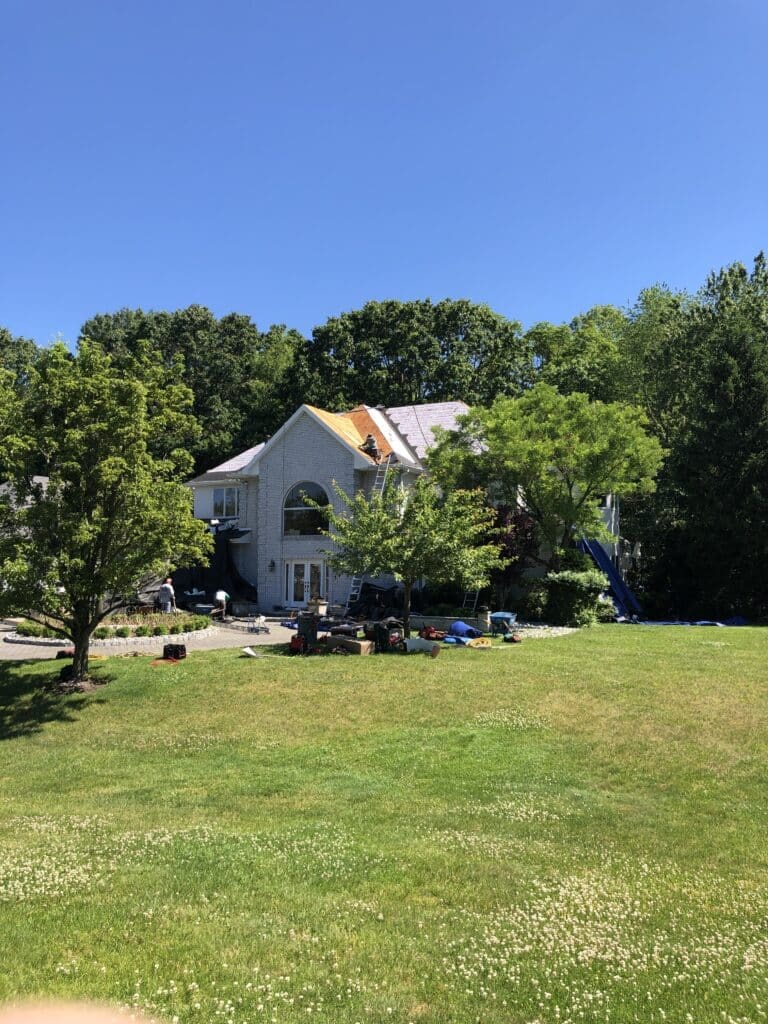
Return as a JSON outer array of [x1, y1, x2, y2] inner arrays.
[[0, 626, 767, 1023]]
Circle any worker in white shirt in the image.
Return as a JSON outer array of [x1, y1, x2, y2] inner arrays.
[[214, 588, 230, 618]]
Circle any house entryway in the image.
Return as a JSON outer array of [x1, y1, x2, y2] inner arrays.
[[284, 560, 326, 608]]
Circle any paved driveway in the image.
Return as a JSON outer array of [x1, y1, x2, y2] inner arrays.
[[0, 620, 297, 661]]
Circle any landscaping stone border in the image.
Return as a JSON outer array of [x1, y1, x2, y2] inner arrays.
[[507, 623, 577, 639], [2, 633, 69, 647], [4, 627, 220, 648]]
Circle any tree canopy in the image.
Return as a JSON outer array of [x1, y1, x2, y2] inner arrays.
[[622, 255, 768, 617], [0, 341, 213, 681], [289, 299, 531, 412], [429, 383, 664, 569], [80, 305, 303, 473], [0, 327, 40, 392], [525, 305, 629, 404], [314, 476, 504, 636]]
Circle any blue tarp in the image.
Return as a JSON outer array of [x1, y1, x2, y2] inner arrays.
[[449, 620, 483, 638], [622, 619, 746, 627]]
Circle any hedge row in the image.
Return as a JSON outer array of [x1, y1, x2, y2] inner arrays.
[[94, 616, 210, 639]]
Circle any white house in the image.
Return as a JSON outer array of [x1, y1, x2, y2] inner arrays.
[[187, 402, 468, 611]]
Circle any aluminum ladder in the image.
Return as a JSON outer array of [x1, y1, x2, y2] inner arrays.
[[370, 453, 393, 497]]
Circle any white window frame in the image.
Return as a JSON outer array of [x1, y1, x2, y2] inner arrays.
[[213, 486, 239, 518]]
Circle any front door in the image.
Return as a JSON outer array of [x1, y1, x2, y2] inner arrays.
[[285, 560, 325, 608]]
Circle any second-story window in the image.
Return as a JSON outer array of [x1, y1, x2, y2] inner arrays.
[[283, 482, 329, 535], [213, 486, 238, 518]]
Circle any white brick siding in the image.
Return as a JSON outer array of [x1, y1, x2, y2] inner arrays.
[[256, 410, 358, 611]]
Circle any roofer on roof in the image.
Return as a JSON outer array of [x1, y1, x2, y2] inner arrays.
[[360, 434, 381, 462]]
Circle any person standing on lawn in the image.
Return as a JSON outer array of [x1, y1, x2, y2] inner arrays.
[[158, 577, 176, 613]]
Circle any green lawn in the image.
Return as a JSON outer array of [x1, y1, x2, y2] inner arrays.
[[1, 626, 767, 1024]]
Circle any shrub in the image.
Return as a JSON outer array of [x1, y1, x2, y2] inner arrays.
[[545, 569, 608, 627], [169, 623, 181, 635], [192, 616, 209, 631], [15, 620, 49, 637], [596, 597, 617, 623], [115, 626, 131, 638], [93, 626, 113, 640], [153, 624, 169, 636], [134, 625, 149, 637], [519, 581, 548, 622]]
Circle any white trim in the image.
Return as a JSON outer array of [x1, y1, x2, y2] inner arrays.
[[188, 475, 243, 489]]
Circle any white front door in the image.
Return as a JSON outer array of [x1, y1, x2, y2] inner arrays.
[[285, 560, 325, 608]]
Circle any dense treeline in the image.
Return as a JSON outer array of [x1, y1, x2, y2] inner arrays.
[[2, 254, 767, 618], [78, 307, 304, 473]]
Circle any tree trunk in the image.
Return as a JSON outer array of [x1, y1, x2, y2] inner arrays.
[[70, 619, 91, 683]]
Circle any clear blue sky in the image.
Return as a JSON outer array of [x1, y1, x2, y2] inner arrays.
[[2, 0, 767, 346]]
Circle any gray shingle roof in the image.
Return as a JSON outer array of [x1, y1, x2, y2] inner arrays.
[[206, 443, 265, 474], [188, 444, 266, 484], [384, 402, 469, 459]]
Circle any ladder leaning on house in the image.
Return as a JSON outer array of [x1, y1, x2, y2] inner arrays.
[[344, 454, 394, 615], [461, 589, 480, 615], [370, 453, 393, 497]]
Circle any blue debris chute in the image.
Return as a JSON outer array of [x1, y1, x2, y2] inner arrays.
[[578, 538, 643, 619]]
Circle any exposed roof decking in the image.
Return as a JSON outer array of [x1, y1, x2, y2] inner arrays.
[[342, 407, 395, 461], [308, 405, 396, 463], [365, 406, 420, 467]]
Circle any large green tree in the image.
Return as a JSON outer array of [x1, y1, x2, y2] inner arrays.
[[315, 476, 504, 637], [80, 306, 304, 472], [0, 341, 213, 682], [0, 327, 40, 390], [625, 256, 768, 617], [525, 305, 629, 404], [290, 299, 532, 411], [619, 285, 697, 444], [429, 383, 664, 569]]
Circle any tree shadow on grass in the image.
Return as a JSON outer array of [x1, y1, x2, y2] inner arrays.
[[0, 660, 108, 741]]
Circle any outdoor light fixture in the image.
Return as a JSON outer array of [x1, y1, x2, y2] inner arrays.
[[268, 559, 276, 572]]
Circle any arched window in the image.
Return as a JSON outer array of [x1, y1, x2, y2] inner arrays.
[[283, 482, 329, 536]]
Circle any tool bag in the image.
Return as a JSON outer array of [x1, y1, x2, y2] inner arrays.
[[163, 643, 187, 660]]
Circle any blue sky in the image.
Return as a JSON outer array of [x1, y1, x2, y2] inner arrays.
[[2, 0, 767, 345]]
